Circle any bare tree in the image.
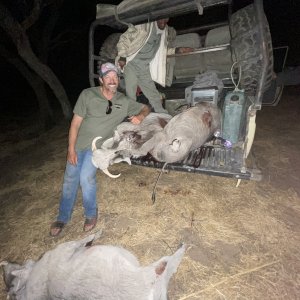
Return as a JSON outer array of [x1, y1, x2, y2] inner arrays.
[[0, 0, 72, 123]]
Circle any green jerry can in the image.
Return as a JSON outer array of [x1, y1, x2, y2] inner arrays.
[[222, 90, 246, 144]]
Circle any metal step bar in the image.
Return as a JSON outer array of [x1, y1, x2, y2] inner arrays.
[[131, 145, 262, 180], [167, 43, 230, 58]]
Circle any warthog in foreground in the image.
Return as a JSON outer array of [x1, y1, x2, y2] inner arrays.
[[92, 102, 221, 176], [1, 232, 186, 300]]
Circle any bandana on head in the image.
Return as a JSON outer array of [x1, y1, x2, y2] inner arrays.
[[99, 62, 119, 77]]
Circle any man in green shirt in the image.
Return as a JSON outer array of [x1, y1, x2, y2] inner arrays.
[[50, 62, 150, 237]]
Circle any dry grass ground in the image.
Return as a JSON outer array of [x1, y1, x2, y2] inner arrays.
[[0, 86, 299, 299]]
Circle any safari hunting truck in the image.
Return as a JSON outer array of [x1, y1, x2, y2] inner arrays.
[[88, 0, 276, 181]]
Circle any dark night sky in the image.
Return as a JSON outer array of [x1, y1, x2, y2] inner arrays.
[[0, 0, 299, 122]]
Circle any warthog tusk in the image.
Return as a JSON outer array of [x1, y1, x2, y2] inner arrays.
[[92, 136, 102, 151], [124, 157, 131, 165], [102, 168, 121, 178]]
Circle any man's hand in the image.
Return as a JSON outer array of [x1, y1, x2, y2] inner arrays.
[[67, 148, 77, 165], [129, 104, 150, 125], [129, 115, 144, 125], [176, 47, 194, 54], [118, 59, 126, 70], [67, 114, 83, 166]]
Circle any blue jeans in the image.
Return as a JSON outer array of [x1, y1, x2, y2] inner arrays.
[[57, 149, 97, 223]]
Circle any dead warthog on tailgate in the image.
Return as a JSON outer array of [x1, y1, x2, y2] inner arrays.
[[1, 232, 185, 300], [92, 112, 172, 178], [147, 102, 221, 163], [92, 103, 221, 177]]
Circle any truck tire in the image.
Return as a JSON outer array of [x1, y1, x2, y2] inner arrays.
[[230, 4, 273, 95], [98, 33, 121, 67]]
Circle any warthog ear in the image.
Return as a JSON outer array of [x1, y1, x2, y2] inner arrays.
[[158, 117, 168, 128], [155, 261, 167, 275], [0, 261, 22, 288], [6, 260, 35, 293], [202, 111, 212, 128], [170, 139, 181, 152], [150, 244, 186, 283]]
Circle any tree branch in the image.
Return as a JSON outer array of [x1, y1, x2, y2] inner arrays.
[[0, 1, 72, 119], [49, 26, 88, 50], [21, 0, 42, 30]]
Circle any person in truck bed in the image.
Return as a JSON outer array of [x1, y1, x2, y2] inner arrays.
[[116, 18, 194, 113]]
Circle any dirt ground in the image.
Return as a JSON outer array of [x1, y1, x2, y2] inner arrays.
[[0, 86, 299, 299]]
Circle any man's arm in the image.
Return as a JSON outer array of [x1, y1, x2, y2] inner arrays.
[[129, 104, 150, 125], [167, 47, 194, 56], [166, 28, 194, 56], [67, 114, 83, 165], [118, 57, 126, 70], [175, 47, 194, 54], [116, 23, 150, 65]]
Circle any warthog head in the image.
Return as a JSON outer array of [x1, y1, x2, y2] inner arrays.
[[91, 136, 131, 178]]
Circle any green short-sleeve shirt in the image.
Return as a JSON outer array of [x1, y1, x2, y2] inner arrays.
[[73, 87, 143, 150]]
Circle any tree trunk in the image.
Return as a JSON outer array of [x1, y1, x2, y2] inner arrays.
[[0, 3, 72, 120], [34, 79, 56, 131]]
